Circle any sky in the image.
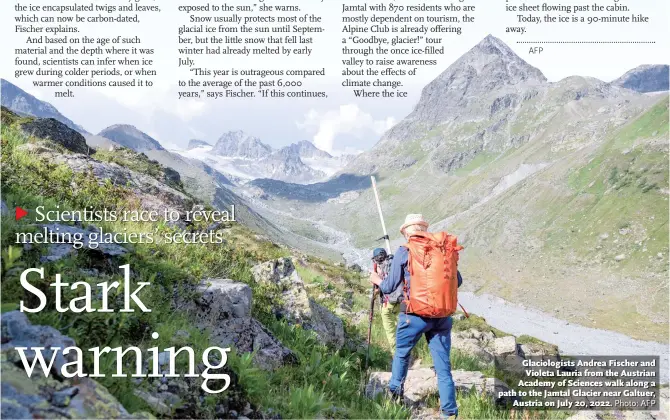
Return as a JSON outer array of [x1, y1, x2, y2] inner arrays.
[[1, 0, 668, 154]]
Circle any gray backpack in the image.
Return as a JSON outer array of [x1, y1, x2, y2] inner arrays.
[[378, 258, 404, 304]]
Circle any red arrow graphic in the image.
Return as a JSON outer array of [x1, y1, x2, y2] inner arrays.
[[15, 207, 28, 221]]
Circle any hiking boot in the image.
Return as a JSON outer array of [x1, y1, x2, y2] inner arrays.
[[386, 389, 404, 404]]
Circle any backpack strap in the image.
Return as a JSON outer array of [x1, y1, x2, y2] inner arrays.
[[399, 245, 411, 314]]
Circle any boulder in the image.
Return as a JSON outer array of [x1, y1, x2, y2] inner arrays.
[[366, 368, 511, 406], [252, 258, 345, 349], [451, 333, 495, 364], [2, 310, 77, 379], [495, 354, 526, 375], [210, 317, 297, 371], [20, 118, 90, 155], [133, 390, 172, 415], [182, 278, 296, 371], [38, 223, 127, 263], [486, 336, 527, 373], [310, 301, 346, 348], [518, 341, 559, 359], [1, 311, 147, 419], [489, 335, 518, 357], [251, 257, 302, 290], [196, 278, 252, 320]]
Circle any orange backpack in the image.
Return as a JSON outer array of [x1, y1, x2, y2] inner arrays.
[[404, 231, 463, 317]]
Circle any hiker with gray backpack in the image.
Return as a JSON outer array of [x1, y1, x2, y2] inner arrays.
[[371, 247, 403, 352], [369, 214, 464, 420]]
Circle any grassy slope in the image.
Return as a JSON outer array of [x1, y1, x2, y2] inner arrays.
[[450, 97, 669, 341], [0, 115, 564, 419]]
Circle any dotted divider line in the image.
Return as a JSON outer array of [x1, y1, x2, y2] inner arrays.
[[517, 41, 656, 44]]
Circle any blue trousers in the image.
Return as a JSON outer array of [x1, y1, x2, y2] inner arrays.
[[389, 313, 458, 418]]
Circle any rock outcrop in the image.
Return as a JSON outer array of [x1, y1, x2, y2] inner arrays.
[[19, 143, 192, 218], [180, 278, 296, 371], [1, 311, 146, 419], [451, 328, 559, 375], [251, 258, 345, 349], [366, 367, 513, 406], [20, 118, 91, 155], [37, 223, 128, 263]]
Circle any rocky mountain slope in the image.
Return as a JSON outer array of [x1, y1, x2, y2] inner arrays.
[[612, 64, 669, 93], [98, 124, 165, 152], [212, 130, 273, 158], [287, 140, 333, 159], [1, 79, 88, 133], [177, 133, 348, 184], [246, 35, 669, 342]]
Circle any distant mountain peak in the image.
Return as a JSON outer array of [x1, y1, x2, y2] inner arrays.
[[395, 34, 547, 127], [187, 139, 212, 150], [98, 124, 164, 152], [455, 34, 547, 85], [1, 79, 88, 134], [612, 64, 669, 93], [212, 130, 273, 158], [261, 147, 326, 180], [476, 34, 514, 55], [285, 140, 333, 159]]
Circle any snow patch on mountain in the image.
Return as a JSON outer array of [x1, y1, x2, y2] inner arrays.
[[174, 138, 352, 184]]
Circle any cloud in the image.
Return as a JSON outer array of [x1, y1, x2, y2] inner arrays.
[[296, 104, 396, 153], [172, 100, 207, 122], [94, 85, 207, 122]]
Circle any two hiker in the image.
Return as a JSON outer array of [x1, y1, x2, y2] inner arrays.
[[369, 214, 463, 419]]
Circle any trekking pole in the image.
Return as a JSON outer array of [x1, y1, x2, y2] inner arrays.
[[370, 176, 392, 253], [364, 176, 392, 373], [364, 266, 377, 373]]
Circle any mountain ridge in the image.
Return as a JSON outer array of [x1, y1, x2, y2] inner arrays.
[[611, 64, 669, 93], [212, 130, 273, 159], [0, 79, 89, 134], [187, 139, 212, 149], [98, 124, 165, 152]]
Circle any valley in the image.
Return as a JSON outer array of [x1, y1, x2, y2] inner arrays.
[[1, 33, 668, 413], [226, 37, 669, 344]]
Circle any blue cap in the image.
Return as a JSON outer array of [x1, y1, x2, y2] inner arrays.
[[372, 248, 387, 260]]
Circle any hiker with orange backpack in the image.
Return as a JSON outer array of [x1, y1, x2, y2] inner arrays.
[[369, 214, 463, 420]]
